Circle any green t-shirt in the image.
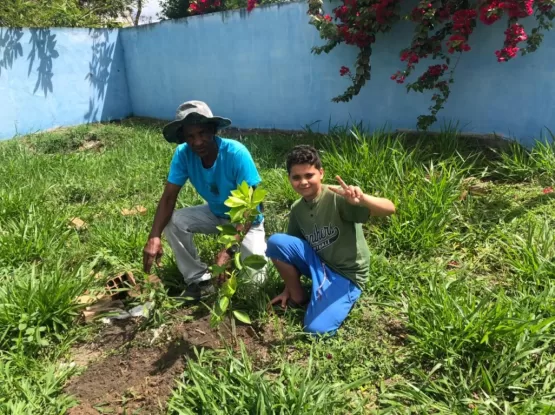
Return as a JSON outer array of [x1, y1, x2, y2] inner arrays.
[[287, 185, 371, 288]]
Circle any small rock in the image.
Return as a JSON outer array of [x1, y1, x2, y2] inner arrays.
[[69, 217, 87, 230]]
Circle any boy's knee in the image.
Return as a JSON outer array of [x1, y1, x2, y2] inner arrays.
[[266, 233, 290, 257]]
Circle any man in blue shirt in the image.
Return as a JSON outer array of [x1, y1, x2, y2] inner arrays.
[[143, 101, 267, 299]]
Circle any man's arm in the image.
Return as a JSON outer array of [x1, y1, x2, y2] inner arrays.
[[143, 183, 181, 273]]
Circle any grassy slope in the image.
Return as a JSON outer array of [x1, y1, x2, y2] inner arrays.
[[0, 119, 554, 414]]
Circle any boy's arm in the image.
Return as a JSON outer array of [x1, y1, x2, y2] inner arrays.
[[330, 176, 395, 218], [358, 194, 396, 217]]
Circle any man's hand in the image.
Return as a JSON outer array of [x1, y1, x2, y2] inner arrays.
[[268, 288, 291, 309], [329, 175, 363, 205], [143, 237, 163, 273]]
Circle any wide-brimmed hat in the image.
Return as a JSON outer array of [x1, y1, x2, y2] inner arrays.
[[162, 100, 232, 143]]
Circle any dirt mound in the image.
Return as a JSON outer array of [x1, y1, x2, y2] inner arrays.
[[65, 313, 269, 414]]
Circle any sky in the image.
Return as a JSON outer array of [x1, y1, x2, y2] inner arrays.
[[140, 0, 163, 23]]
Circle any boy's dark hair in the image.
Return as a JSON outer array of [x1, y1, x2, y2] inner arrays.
[[286, 145, 322, 174]]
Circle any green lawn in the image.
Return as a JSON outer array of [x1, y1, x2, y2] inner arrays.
[[0, 119, 554, 414]]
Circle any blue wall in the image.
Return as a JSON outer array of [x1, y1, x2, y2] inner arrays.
[[120, 2, 555, 144], [0, 28, 131, 139], [2, 2, 555, 143]]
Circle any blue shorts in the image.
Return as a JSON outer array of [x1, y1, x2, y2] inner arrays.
[[266, 234, 362, 336]]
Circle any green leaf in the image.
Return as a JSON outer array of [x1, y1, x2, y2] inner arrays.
[[234, 252, 243, 270], [252, 187, 268, 205], [228, 207, 246, 224], [217, 224, 238, 236], [219, 296, 230, 313], [224, 196, 248, 208], [18, 323, 27, 331], [243, 255, 267, 270], [221, 274, 237, 297], [232, 310, 252, 325], [217, 234, 237, 246], [239, 181, 250, 197]]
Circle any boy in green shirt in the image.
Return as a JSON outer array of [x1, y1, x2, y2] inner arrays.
[[266, 145, 395, 335]]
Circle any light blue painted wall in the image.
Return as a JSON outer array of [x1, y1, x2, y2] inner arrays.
[[2, 3, 554, 144], [0, 27, 131, 140], [120, 2, 555, 145]]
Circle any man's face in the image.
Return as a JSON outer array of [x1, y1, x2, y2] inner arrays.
[[181, 124, 215, 157], [288, 164, 324, 201]]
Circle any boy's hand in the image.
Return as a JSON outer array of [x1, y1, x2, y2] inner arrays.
[[268, 289, 291, 309], [329, 175, 363, 205]]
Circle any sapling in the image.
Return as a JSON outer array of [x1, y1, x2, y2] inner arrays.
[[207, 181, 267, 338]]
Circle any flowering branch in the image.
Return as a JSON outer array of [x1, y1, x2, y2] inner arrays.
[[302, 0, 555, 130]]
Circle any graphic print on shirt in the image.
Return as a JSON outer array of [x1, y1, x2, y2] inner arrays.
[[301, 223, 340, 252]]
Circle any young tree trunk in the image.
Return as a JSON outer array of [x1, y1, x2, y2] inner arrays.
[[134, 0, 143, 26]]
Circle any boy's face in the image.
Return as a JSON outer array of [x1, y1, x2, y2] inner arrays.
[[289, 164, 324, 200]]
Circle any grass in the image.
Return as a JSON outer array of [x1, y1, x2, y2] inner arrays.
[[0, 119, 554, 414]]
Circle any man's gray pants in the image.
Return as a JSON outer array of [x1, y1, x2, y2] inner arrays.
[[163, 204, 267, 284]]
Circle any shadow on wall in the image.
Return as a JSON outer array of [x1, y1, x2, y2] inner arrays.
[[0, 27, 59, 97], [85, 29, 116, 123]]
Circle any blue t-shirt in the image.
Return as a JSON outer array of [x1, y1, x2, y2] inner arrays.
[[167, 137, 263, 222]]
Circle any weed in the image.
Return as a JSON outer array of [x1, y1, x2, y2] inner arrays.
[[167, 342, 371, 415]]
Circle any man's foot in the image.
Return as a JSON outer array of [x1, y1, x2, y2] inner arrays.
[[182, 280, 215, 302]]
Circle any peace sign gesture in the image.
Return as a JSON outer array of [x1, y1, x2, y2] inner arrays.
[[329, 175, 364, 205]]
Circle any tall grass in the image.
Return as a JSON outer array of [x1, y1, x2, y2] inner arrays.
[[0, 352, 77, 415], [0, 120, 554, 414], [0, 264, 90, 354], [168, 342, 370, 415], [492, 136, 555, 182], [321, 129, 467, 254]]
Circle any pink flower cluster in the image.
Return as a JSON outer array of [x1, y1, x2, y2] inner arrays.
[[339, 66, 351, 76], [390, 71, 406, 84], [190, 0, 221, 14], [479, 0, 534, 25], [372, 0, 398, 24], [495, 23, 527, 62], [446, 9, 477, 53], [419, 64, 449, 81]]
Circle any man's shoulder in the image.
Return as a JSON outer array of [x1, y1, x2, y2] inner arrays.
[[219, 137, 251, 155]]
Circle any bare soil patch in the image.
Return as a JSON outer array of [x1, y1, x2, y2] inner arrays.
[[65, 312, 271, 414]]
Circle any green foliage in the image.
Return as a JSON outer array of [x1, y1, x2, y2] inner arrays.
[[208, 181, 268, 329], [321, 128, 467, 254], [492, 136, 555, 183], [0, 265, 90, 355], [0, 353, 77, 415], [0, 121, 554, 413], [167, 342, 371, 414], [0, 0, 135, 28], [160, 0, 192, 19]]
